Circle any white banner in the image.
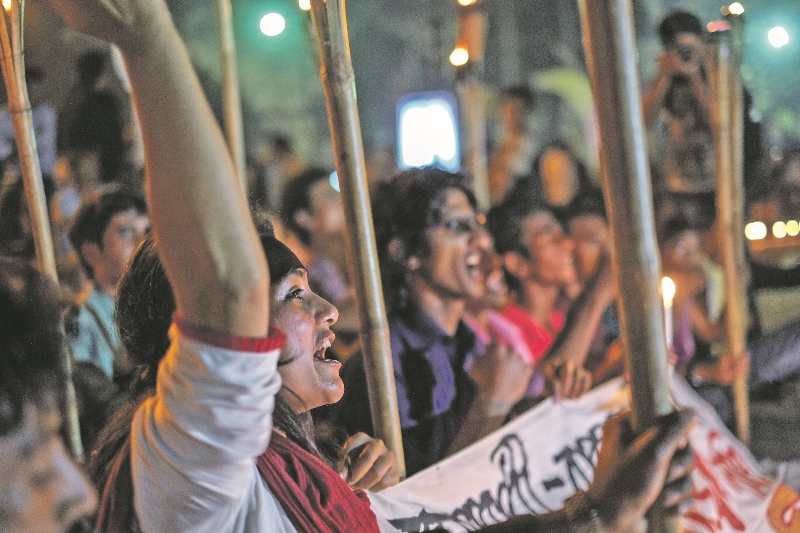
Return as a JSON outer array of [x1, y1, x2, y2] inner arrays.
[[369, 376, 800, 532]]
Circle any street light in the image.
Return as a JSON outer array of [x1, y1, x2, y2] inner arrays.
[[728, 3, 745, 16], [768, 26, 789, 49], [449, 46, 469, 66], [260, 13, 286, 37]]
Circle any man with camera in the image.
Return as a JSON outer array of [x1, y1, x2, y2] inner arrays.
[[643, 11, 715, 231]]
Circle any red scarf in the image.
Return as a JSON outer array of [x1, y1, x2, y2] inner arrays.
[[96, 432, 380, 533], [256, 431, 381, 533]]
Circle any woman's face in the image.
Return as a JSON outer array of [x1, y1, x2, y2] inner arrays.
[[270, 268, 342, 411]]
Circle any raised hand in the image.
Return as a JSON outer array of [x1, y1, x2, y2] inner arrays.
[[47, 0, 168, 53]]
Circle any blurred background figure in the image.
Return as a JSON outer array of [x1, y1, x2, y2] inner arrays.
[[66, 187, 149, 447], [488, 85, 537, 204], [643, 11, 715, 231], [59, 50, 126, 186]]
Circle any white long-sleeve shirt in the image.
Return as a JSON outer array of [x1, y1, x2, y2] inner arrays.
[[131, 326, 298, 533]]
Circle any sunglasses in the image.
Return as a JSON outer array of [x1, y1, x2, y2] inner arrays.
[[427, 213, 486, 235]]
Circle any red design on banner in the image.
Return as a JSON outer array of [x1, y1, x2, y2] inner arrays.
[[706, 430, 772, 498], [767, 484, 800, 532], [683, 431, 750, 532]]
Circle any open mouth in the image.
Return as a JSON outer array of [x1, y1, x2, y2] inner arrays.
[[313, 338, 337, 362], [465, 252, 483, 278]]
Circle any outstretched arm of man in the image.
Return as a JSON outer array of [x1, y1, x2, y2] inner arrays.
[[47, 0, 269, 337]]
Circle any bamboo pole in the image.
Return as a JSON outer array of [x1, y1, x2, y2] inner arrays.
[[213, 0, 247, 194], [709, 15, 750, 444], [0, 1, 83, 460], [308, 0, 405, 478], [579, 1, 675, 531], [456, 6, 490, 210]]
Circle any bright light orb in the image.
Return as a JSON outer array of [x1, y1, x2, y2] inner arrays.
[[745, 221, 767, 240], [787, 220, 800, 236], [773, 221, 787, 238], [769, 26, 789, 49], [2, 0, 10, 11], [458, 0, 477, 5], [298, 0, 311, 11], [728, 3, 745, 15], [449, 47, 469, 67], [260, 13, 286, 37]]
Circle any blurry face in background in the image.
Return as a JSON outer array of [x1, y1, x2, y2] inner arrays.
[[308, 178, 344, 237], [0, 405, 97, 533], [520, 211, 576, 287], [539, 149, 579, 207], [569, 214, 610, 284], [662, 230, 704, 272], [499, 96, 531, 134]]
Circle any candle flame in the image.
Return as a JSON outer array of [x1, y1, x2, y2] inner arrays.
[[662, 277, 675, 305]]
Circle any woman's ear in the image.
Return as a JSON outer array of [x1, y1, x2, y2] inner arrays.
[[503, 251, 528, 281]]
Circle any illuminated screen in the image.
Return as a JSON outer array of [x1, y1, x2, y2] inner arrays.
[[397, 91, 460, 172]]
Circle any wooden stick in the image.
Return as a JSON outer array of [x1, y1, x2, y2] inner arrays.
[[578, 1, 675, 531], [213, 0, 247, 194], [456, 6, 490, 210], [308, 0, 406, 478], [0, 1, 83, 461], [709, 17, 750, 444]]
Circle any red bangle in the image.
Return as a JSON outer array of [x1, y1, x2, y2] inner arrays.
[[174, 318, 285, 353]]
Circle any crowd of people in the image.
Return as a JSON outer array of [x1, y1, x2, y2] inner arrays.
[[2, 2, 800, 533]]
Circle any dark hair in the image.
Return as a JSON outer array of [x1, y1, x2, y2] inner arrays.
[[486, 197, 553, 258], [658, 11, 703, 47], [659, 216, 699, 246], [77, 50, 106, 84], [372, 167, 477, 312], [280, 167, 333, 246], [563, 189, 607, 224], [0, 260, 63, 436], [501, 85, 536, 111], [68, 187, 147, 279], [506, 141, 595, 213], [91, 222, 344, 494]]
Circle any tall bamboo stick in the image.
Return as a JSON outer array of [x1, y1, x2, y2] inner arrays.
[[0, 1, 83, 460], [456, 6, 490, 210], [579, 1, 675, 531], [213, 0, 247, 193], [308, 0, 405, 478], [709, 16, 750, 444]]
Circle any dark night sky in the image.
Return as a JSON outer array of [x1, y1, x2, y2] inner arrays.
[[22, 0, 800, 165]]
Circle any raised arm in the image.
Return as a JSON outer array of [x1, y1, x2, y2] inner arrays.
[[48, 0, 268, 337]]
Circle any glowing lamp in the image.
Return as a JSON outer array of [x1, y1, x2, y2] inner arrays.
[[397, 91, 460, 172], [728, 3, 744, 15], [769, 27, 789, 49], [745, 222, 767, 240], [260, 13, 286, 37]]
